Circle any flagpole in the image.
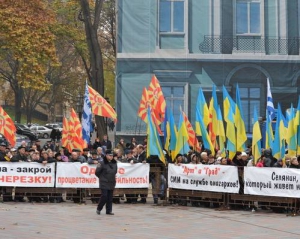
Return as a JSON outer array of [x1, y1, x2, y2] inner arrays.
[[138, 118, 142, 135]]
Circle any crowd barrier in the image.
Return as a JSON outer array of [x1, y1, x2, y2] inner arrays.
[[1, 162, 300, 214]]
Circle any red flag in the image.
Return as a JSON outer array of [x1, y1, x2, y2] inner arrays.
[[137, 87, 163, 135], [182, 111, 201, 152], [137, 87, 151, 122], [148, 75, 166, 124], [0, 106, 16, 147], [88, 86, 117, 122], [61, 117, 73, 153], [70, 108, 86, 150]]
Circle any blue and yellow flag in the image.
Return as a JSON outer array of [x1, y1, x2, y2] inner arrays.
[[146, 108, 165, 164], [286, 104, 297, 156], [252, 107, 262, 163], [217, 105, 226, 157], [208, 85, 218, 148], [164, 106, 170, 151], [296, 96, 300, 155], [273, 104, 286, 159], [196, 108, 215, 155], [235, 84, 247, 151], [174, 112, 189, 158], [196, 88, 210, 128], [223, 86, 236, 159]]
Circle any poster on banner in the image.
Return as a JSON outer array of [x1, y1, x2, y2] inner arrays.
[[244, 167, 300, 198], [0, 162, 55, 187], [168, 164, 239, 193], [56, 162, 149, 188]]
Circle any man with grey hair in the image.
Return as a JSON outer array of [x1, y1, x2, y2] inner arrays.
[[200, 152, 208, 164]]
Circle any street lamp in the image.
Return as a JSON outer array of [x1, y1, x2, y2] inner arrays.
[[76, 93, 84, 120], [104, 97, 110, 133]]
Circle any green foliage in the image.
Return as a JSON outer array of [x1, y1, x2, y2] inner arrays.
[[0, 0, 59, 90]]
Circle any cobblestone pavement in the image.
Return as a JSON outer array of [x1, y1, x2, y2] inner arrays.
[[1, 200, 300, 239]]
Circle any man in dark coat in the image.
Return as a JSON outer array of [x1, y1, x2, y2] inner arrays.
[[11, 146, 28, 162], [101, 134, 112, 150], [136, 144, 147, 203], [95, 149, 118, 215]]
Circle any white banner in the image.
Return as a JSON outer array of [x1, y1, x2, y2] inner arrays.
[[168, 164, 240, 193], [244, 167, 300, 198], [0, 162, 55, 187], [56, 162, 149, 188], [116, 163, 149, 188]]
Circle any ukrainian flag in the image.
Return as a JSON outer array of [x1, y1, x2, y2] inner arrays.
[[146, 108, 165, 164]]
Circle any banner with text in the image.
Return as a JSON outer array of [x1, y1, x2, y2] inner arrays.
[[168, 164, 240, 193], [0, 162, 55, 187], [244, 167, 300, 198], [56, 163, 149, 188]]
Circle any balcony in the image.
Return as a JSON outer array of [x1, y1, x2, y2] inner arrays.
[[199, 36, 300, 55]]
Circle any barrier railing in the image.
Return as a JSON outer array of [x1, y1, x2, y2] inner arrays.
[[1, 163, 300, 215]]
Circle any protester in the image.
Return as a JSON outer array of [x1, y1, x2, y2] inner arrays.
[[92, 138, 102, 149], [101, 134, 112, 150], [11, 146, 28, 162], [116, 138, 126, 156], [95, 149, 118, 215], [190, 153, 200, 164], [289, 156, 299, 169], [88, 151, 102, 164]]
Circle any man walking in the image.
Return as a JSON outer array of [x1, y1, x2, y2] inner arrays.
[[95, 149, 118, 215]]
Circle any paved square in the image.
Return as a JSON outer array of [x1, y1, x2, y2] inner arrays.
[[0, 201, 300, 239]]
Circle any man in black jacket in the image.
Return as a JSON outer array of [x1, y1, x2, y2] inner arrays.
[[101, 134, 112, 150], [10, 146, 28, 162], [136, 145, 147, 203], [95, 149, 118, 215]]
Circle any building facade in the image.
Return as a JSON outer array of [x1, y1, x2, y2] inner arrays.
[[116, 0, 300, 139]]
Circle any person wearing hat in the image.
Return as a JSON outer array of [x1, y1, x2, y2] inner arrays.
[[82, 148, 90, 161], [95, 149, 118, 215], [10, 146, 28, 162], [88, 151, 102, 164]]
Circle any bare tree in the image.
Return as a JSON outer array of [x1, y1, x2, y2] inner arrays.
[[79, 0, 107, 137]]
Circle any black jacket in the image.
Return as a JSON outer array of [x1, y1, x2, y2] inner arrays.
[[95, 157, 117, 190], [11, 153, 28, 162], [137, 151, 146, 163], [101, 140, 112, 150]]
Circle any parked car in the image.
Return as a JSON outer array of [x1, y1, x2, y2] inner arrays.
[[15, 134, 31, 148], [15, 123, 30, 130], [30, 126, 52, 139], [15, 125, 38, 141], [0, 134, 8, 146], [45, 123, 63, 132], [0, 134, 31, 148]]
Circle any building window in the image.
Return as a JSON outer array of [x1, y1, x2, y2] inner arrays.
[[236, 0, 261, 34], [159, 0, 184, 33], [161, 85, 186, 124], [238, 87, 261, 132]]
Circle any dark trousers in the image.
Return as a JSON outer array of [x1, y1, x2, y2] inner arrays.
[[97, 189, 114, 213]]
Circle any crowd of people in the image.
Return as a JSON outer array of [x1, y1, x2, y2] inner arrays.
[[0, 134, 166, 205], [0, 134, 299, 212]]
